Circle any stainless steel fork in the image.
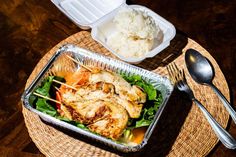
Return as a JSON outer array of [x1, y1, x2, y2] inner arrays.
[[167, 62, 236, 149]]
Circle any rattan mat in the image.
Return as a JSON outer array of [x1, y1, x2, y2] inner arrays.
[[22, 31, 230, 157]]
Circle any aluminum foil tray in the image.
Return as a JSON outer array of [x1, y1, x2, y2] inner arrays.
[[21, 44, 173, 152]]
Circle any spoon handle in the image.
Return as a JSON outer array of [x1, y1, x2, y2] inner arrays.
[[193, 98, 236, 149], [209, 83, 236, 124]]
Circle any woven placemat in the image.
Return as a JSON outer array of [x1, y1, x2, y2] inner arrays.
[[22, 31, 230, 157]]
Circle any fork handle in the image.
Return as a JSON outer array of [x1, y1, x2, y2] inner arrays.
[[193, 98, 236, 149]]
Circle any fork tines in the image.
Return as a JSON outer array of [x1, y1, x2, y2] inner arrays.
[[167, 62, 185, 85]]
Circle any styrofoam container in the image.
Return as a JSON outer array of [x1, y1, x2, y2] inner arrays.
[[51, 0, 176, 63]]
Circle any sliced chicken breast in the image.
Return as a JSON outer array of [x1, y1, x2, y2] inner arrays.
[[62, 97, 128, 139]]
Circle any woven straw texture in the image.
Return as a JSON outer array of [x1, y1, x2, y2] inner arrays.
[[22, 31, 230, 157]]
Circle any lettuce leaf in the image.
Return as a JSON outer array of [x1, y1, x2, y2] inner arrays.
[[121, 74, 163, 128], [33, 76, 57, 116], [31, 76, 89, 130], [36, 98, 57, 116], [35, 76, 54, 97], [121, 74, 157, 100], [56, 116, 89, 131]]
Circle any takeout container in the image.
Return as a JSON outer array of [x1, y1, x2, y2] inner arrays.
[[21, 44, 173, 152], [51, 0, 176, 63]]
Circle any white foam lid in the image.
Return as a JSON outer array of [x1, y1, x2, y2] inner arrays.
[[51, 0, 176, 63], [52, 0, 126, 28]]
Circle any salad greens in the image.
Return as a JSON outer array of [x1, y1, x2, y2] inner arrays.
[[35, 76, 54, 97], [34, 76, 57, 116], [30, 73, 162, 135], [56, 116, 89, 131], [122, 75, 157, 100], [121, 74, 163, 128], [36, 98, 57, 116], [29, 76, 88, 130]]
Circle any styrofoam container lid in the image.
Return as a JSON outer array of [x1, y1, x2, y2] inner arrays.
[[51, 0, 126, 29], [51, 0, 176, 63]]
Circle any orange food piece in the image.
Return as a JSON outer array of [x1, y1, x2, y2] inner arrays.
[[55, 91, 62, 109], [131, 127, 147, 144], [65, 71, 90, 86]]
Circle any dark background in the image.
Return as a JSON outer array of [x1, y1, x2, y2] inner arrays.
[[0, 0, 235, 156]]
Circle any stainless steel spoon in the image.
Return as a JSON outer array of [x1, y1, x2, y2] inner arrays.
[[185, 49, 236, 124]]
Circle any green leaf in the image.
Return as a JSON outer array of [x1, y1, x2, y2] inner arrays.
[[33, 76, 91, 132], [56, 116, 72, 122], [52, 76, 65, 88], [122, 74, 157, 101], [34, 76, 57, 116], [134, 108, 151, 127], [147, 107, 155, 116], [35, 76, 54, 97], [36, 98, 57, 116], [53, 76, 65, 82], [132, 75, 142, 82], [144, 85, 157, 100], [123, 129, 133, 141], [154, 101, 160, 110], [56, 116, 89, 131], [76, 123, 89, 131], [121, 74, 163, 129], [135, 119, 152, 127]]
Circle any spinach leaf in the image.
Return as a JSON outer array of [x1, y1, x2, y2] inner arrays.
[[122, 74, 157, 100], [32, 76, 90, 131], [121, 74, 163, 128], [76, 123, 89, 131], [32, 76, 57, 116], [36, 98, 57, 116], [56, 115, 72, 122], [35, 76, 54, 97], [135, 108, 151, 127], [142, 84, 156, 100], [56, 116, 89, 131]]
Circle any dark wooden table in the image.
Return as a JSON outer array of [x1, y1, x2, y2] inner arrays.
[[0, 0, 236, 156]]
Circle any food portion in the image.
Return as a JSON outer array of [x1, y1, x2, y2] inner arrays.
[[107, 8, 163, 58], [63, 99, 128, 139], [30, 57, 162, 145]]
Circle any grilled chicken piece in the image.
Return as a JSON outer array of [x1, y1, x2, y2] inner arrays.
[[110, 95, 143, 118], [62, 97, 128, 139], [58, 68, 147, 138], [63, 68, 146, 102], [58, 104, 73, 120], [62, 88, 142, 118], [50, 54, 77, 78], [88, 100, 129, 139], [62, 99, 107, 124], [75, 82, 115, 100], [130, 85, 146, 103], [89, 71, 146, 118]]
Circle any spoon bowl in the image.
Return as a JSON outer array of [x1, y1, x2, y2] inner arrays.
[[185, 49, 213, 84], [185, 48, 236, 124]]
